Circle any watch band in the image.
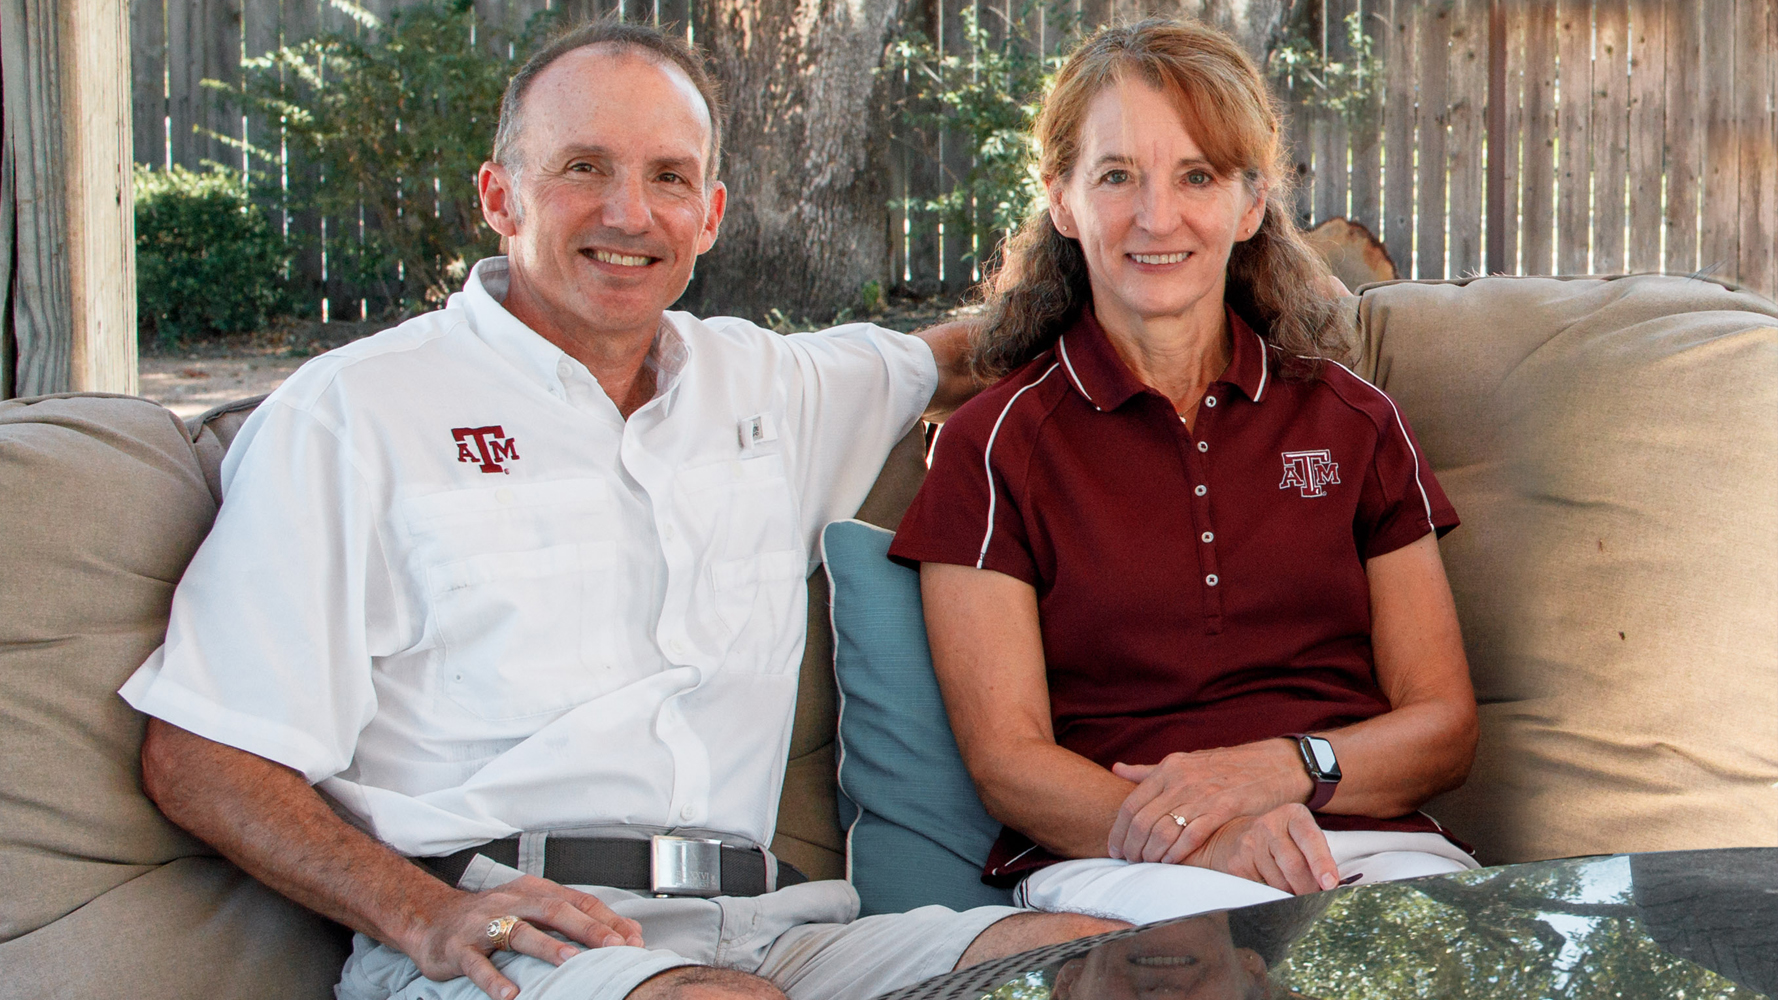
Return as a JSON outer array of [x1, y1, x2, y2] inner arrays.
[[1287, 734, 1341, 811]]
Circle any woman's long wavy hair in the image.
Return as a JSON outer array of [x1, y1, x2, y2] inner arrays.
[[971, 18, 1353, 381]]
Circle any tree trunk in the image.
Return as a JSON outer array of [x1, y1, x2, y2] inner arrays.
[[683, 0, 902, 325]]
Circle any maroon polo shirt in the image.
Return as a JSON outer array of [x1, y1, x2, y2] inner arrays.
[[889, 307, 1461, 883]]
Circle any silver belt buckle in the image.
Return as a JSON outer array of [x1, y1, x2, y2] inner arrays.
[[650, 835, 724, 897]]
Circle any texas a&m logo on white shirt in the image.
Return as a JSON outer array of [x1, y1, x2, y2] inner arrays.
[[453, 425, 520, 474], [1280, 449, 1340, 497]]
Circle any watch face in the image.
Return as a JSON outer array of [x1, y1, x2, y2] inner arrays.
[[1307, 737, 1339, 776]]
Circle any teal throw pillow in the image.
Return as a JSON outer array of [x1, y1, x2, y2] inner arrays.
[[820, 519, 1014, 915]]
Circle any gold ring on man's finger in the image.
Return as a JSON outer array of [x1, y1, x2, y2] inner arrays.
[[486, 915, 521, 951]]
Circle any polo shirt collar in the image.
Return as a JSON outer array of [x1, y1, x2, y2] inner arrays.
[[456, 255, 689, 400], [1055, 304, 1272, 411]]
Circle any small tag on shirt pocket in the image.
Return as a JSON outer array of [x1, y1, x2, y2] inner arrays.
[[738, 412, 778, 452]]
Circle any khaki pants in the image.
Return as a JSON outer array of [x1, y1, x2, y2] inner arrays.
[[337, 858, 1021, 1000]]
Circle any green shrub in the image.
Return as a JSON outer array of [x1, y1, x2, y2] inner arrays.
[[216, 0, 546, 314], [1270, 10, 1385, 132], [133, 164, 291, 345], [888, 3, 1078, 268]]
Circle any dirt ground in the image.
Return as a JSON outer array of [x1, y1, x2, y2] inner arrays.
[[138, 296, 978, 421]]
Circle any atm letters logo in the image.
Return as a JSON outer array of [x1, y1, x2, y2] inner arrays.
[[1280, 449, 1339, 498], [453, 426, 520, 474]]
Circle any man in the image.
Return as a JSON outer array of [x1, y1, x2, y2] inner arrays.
[[120, 20, 1120, 1000]]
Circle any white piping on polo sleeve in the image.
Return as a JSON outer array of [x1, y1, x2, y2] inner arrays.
[[977, 363, 1061, 569], [1329, 362, 1434, 526]]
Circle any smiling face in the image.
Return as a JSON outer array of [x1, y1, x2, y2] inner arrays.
[[478, 45, 724, 345], [1052, 914, 1270, 1000], [1046, 74, 1265, 336]]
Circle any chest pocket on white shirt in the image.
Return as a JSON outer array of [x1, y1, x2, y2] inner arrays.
[[400, 479, 615, 723], [677, 453, 805, 641]]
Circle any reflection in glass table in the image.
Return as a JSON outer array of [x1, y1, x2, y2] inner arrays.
[[875, 848, 1776, 1000]]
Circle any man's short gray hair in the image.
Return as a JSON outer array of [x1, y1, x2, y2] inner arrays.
[[491, 17, 725, 188]]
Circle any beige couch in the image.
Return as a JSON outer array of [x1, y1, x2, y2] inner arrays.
[[3, 275, 1775, 998]]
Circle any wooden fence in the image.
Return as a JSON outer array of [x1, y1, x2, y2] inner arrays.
[[131, 0, 1778, 315]]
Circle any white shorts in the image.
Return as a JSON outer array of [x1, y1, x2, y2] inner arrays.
[[1015, 829, 1478, 926]]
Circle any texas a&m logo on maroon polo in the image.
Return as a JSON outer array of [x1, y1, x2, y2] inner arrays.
[[453, 426, 520, 474], [1280, 449, 1340, 498]]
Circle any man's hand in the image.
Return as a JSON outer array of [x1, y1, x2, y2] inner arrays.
[[407, 874, 644, 1000], [1105, 739, 1312, 865], [1178, 804, 1340, 895], [914, 319, 987, 422], [140, 720, 645, 1000]]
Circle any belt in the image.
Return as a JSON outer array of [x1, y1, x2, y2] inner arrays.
[[417, 834, 808, 898]]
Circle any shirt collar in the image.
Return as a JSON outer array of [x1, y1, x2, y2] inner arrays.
[[454, 256, 689, 400], [1055, 304, 1272, 411]]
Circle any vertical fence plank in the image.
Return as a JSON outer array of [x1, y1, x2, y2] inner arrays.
[[131, 0, 166, 168], [1382, 0, 1416, 270], [1555, 0, 1590, 274], [1446, 0, 1486, 277], [1415, 0, 1450, 279], [165, 0, 198, 166], [1078, 0, 1111, 32], [1316, 0, 1355, 224], [938, 0, 971, 293], [1661, 0, 1698, 274], [655, 0, 691, 36], [886, 56, 909, 293], [1624, 0, 1663, 272], [1735, 0, 1775, 298], [1347, 0, 1385, 234], [240, 0, 280, 257], [1282, 62, 1316, 228], [1520, 0, 1557, 273], [281, 0, 325, 314], [902, 0, 942, 296], [1592, 0, 1627, 273], [1766, 0, 1778, 296], [207, 0, 244, 168], [1497, 0, 1526, 272], [1697, 0, 1737, 279]]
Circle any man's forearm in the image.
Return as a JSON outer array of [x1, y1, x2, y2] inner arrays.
[[140, 719, 453, 952], [915, 319, 986, 422]]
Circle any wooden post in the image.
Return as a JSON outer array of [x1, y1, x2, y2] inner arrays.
[[0, 0, 137, 399], [64, 0, 139, 396]]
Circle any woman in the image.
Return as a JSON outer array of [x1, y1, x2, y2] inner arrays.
[[888, 19, 1479, 926]]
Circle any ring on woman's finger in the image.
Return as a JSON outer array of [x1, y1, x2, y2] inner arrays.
[[1167, 812, 1188, 828], [485, 915, 522, 951]]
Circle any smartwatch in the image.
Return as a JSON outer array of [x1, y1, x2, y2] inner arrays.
[[1287, 734, 1341, 811]]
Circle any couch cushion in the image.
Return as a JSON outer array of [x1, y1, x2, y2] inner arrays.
[[187, 394, 268, 505], [0, 856, 349, 1000], [1357, 275, 1778, 864], [0, 394, 221, 941], [823, 518, 1014, 915], [769, 425, 930, 882]]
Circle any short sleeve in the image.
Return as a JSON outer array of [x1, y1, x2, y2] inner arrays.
[[1356, 398, 1460, 561], [889, 396, 1040, 587], [774, 322, 938, 545], [118, 398, 392, 784]]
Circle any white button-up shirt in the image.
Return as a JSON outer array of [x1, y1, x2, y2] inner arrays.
[[121, 257, 936, 857]]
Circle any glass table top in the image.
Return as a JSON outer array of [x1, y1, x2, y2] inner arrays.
[[879, 848, 1777, 1000]]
